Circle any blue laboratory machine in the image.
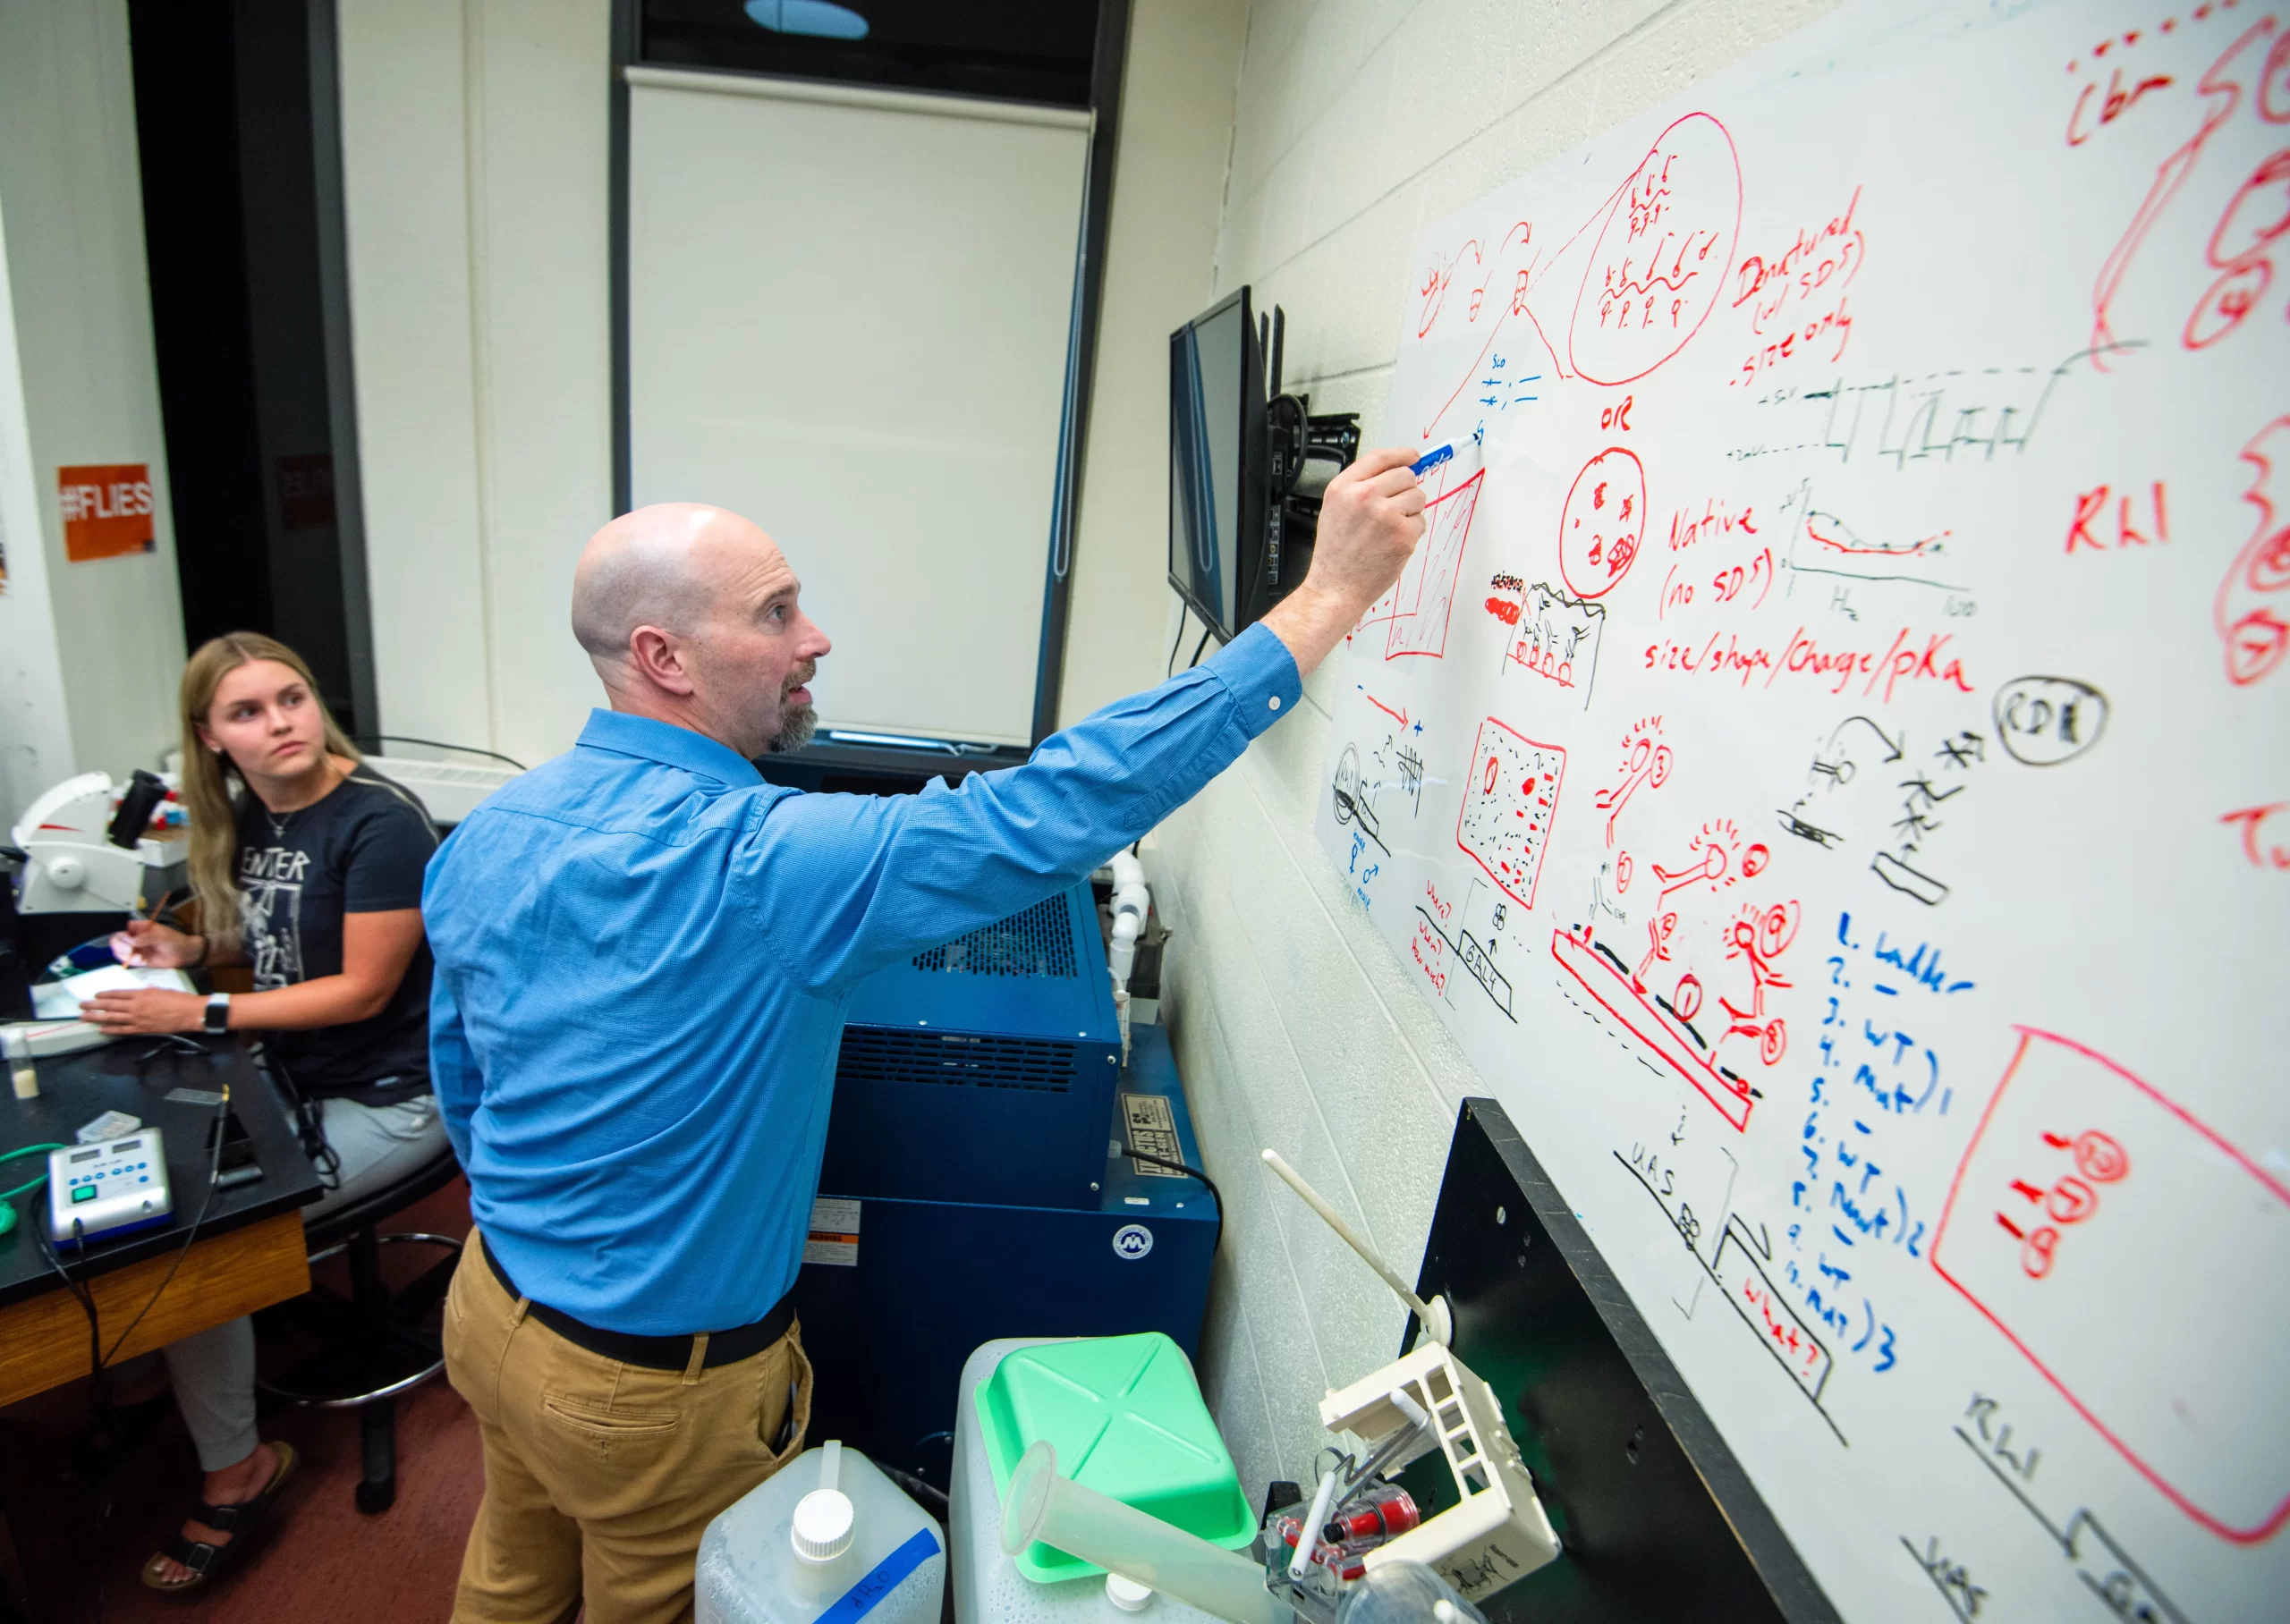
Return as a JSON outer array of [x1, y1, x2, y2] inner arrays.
[[818, 886, 1122, 1212], [796, 881, 1217, 1487]]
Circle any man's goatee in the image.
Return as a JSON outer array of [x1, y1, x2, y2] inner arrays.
[[769, 704, 818, 754]]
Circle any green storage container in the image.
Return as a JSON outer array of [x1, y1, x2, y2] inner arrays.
[[975, 1332, 1256, 1583]]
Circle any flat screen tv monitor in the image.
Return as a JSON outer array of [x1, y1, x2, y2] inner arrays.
[[1167, 288, 1268, 644]]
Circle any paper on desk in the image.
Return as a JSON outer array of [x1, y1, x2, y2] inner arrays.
[[31, 964, 195, 1019]]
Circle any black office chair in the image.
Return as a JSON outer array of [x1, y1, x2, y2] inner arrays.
[[256, 1143, 465, 1512]]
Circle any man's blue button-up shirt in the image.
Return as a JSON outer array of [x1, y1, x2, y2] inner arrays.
[[423, 624, 1302, 1334]]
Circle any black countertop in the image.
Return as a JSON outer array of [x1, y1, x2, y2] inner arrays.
[[0, 1036, 322, 1309]]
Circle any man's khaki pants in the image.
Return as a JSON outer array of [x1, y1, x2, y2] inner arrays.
[[444, 1232, 813, 1624]]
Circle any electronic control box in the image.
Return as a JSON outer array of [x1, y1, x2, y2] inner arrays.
[[49, 1129, 173, 1245], [821, 882, 1121, 1211]]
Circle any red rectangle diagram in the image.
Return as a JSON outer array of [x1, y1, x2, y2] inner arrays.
[[1360, 469, 1482, 660], [1931, 1028, 2290, 1543], [1455, 717, 1563, 909]]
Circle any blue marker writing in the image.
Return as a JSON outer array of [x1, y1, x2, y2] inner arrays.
[[1410, 444, 1453, 477]]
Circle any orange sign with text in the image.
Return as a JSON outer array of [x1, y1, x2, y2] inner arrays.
[[59, 464, 156, 562]]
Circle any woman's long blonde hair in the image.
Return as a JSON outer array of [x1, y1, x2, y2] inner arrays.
[[180, 633, 360, 955]]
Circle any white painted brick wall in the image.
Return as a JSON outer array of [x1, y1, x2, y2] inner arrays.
[[1148, 0, 1840, 1498]]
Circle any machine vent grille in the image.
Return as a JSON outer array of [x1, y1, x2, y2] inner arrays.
[[911, 895, 1077, 979], [836, 1028, 1078, 1094]]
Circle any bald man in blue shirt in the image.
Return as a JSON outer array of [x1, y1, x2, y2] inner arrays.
[[425, 448, 1426, 1624]]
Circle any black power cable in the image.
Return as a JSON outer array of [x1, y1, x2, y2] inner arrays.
[[1166, 605, 1191, 680], [31, 1086, 233, 1622], [1126, 1147, 1224, 1257], [879, 1461, 950, 1524], [32, 1212, 106, 1424], [353, 733, 527, 772], [262, 1045, 340, 1191], [32, 1085, 234, 1382], [96, 1087, 233, 1367]]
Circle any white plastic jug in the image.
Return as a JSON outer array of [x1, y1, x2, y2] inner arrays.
[[698, 1440, 946, 1624]]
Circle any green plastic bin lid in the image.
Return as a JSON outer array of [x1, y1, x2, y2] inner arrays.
[[978, 1333, 1255, 1583]]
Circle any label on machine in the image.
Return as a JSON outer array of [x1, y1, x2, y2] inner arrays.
[[804, 1197, 861, 1267], [1118, 1093, 1183, 1178]]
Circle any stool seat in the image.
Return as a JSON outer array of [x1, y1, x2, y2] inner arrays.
[[261, 1230, 462, 1404], [302, 1143, 463, 1250], [257, 1140, 465, 1514]]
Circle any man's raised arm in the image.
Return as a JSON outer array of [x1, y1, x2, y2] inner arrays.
[[738, 448, 1429, 991], [1256, 446, 1435, 678]]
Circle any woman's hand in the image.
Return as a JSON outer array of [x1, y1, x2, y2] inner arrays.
[[81, 989, 208, 1036], [110, 920, 204, 968]]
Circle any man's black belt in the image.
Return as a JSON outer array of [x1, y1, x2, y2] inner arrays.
[[480, 1234, 795, 1372]]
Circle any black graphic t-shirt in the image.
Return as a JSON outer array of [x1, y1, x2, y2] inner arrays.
[[233, 764, 438, 1106]]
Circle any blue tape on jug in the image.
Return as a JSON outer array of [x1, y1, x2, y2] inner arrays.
[[817, 1527, 940, 1624]]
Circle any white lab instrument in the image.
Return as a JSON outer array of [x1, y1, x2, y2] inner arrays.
[[9, 772, 182, 916], [1316, 1348, 1559, 1598], [48, 1129, 173, 1245], [1261, 1151, 1560, 1605]]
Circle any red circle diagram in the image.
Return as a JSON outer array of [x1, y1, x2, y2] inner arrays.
[[1569, 112, 1743, 386], [2073, 1129, 2130, 1183], [1557, 446, 1648, 600], [2249, 518, 2290, 594]]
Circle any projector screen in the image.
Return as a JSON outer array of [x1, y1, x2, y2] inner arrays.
[[626, 69, 1090, 748]]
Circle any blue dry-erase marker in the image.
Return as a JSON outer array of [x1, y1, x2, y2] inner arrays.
[[1410, 444, 1454, 477]]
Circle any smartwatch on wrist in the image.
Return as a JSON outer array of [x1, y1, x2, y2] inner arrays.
[[202, 993, 231, 1036]]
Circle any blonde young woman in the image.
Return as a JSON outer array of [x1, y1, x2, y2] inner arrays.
[[80, 632, 446, 1592]]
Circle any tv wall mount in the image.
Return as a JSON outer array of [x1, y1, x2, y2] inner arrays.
[[1260, 306, 1361, 592]]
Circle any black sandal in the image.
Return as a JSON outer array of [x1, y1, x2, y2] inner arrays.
[[140, 1440, 298, 1593]]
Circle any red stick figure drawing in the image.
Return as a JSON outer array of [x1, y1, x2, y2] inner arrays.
[[1594, 717, 1672, 846], [1718, 901, 1800, 1066]]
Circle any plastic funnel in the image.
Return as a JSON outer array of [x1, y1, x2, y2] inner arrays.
[[1001, 1442, 1285, 1624]]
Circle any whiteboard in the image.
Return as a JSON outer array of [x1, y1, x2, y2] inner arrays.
[[627, 72, 1089, 748], [1313, 3, 2289, 1619]]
